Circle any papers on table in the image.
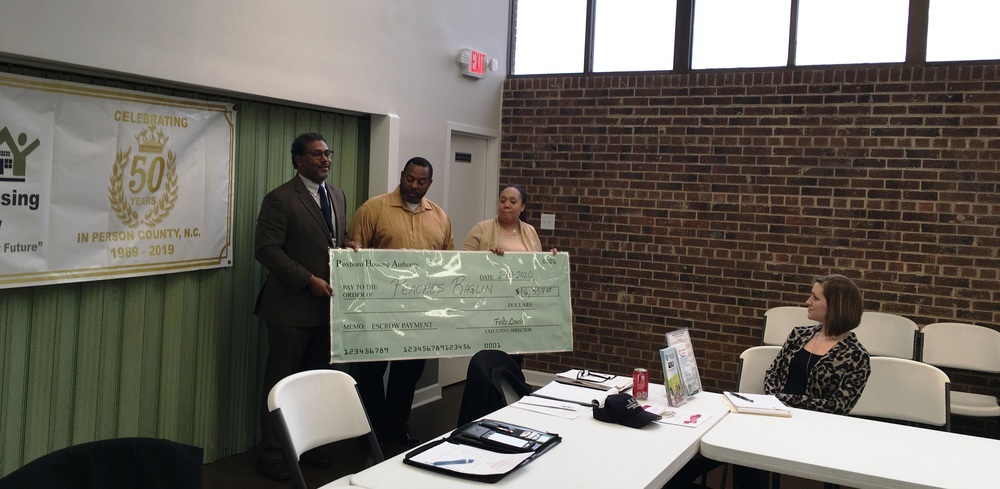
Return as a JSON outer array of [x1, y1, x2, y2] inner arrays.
[[722, 391, 791, 417], [640, 401, 713, 428], [519, 370, 634, 418], [510, 395, 592, 419], [408, 440, 534, 476], [555, 369, 633, 392], [532, 380, 617, 407]]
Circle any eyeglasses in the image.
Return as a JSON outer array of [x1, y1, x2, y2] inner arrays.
[[305, 150, 333, 159], [577, 370, 613, 383]]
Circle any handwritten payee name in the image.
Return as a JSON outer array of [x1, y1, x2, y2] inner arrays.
[[390, 276, 493, 297]]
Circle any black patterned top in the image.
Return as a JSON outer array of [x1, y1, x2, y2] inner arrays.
[[764, 325, 871, 415]]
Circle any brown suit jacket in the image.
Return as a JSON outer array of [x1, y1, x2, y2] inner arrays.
[[254, 175, 350, 327]]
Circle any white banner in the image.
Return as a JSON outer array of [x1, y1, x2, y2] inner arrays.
[[0, 73, 235, 288], [329, 250, 573, 362]]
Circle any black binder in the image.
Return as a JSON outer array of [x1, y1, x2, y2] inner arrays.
[[403, 419, 561, 483]]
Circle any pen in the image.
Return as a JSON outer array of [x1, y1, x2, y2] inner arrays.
[[433, 458, 474, 466], [480, 421, 516, 435], [728, 392, 754, 403]]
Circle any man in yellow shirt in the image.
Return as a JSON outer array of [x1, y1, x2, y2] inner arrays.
[[349, 156, 454, 447]]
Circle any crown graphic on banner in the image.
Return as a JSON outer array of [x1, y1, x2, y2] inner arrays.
[[134, 125, 169, 153]]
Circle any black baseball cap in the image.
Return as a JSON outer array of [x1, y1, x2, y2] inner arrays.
[[593, 393, 661, 428]]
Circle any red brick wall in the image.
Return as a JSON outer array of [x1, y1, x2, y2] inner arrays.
[[502, 65, 1000, 435]]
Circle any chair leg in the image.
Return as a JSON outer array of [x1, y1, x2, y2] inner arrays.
[[365, 431, 385, 463]]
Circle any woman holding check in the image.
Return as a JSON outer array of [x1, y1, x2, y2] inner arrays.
[[458, 183, 554, 416], [462, 184, 553, 255]]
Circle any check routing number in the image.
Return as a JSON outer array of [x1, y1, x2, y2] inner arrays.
[[329, 249, 573, 362]]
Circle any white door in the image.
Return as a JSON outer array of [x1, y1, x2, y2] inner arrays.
[[447, 134, 490, 242], [439, 131, 492, 386]]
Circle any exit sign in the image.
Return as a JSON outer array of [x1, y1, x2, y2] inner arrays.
[[462, 49, 487, 79]]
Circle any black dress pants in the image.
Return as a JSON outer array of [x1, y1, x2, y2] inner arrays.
[[356, 359, 426, 439], [258, 323, 333, 460]]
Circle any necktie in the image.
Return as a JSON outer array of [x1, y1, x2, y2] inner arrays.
[[318, 184, 334, 235]]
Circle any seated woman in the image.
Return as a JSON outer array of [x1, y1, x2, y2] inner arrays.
[[731, 273, 871, 488], [667, 274, 871, 489], [764, 273, 871, 414]]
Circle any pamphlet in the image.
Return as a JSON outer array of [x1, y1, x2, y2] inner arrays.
[[658, 408, 711, 427], [665, 328, 703, 397], [641, 401, 711, 428], [659, 346, 687, 407]]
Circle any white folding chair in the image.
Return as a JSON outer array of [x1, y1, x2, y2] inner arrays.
[[762, 306, 818, 346], [850, 357, 951, 430], [853, 311, 920, 359], [713, 346, 785, 489], [920, 322, 1000, 434], [736, 346, 782, 394], [268, 370, 384, 489]]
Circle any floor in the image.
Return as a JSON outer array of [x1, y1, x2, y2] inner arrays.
[[202, 383, 834, 489]]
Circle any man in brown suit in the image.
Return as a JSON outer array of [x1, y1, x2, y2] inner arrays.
[[253, 132, 359, 480]]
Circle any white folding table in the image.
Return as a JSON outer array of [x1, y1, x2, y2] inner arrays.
[[351, 387, 729, 489], [701, 406, 1000, 489]]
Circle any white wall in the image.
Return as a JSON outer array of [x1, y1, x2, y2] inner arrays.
[[0, 0, 509, 201]]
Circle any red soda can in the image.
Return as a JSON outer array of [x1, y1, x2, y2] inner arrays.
[[632, 368, 649, 400]]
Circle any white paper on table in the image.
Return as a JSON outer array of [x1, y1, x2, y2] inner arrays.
[[532, 381, 615, 406], [511, 395, 591, 419], [660, 410, 711, 427], [645, 403, 713, 428], [556, 369, 633, 391], [409, 441, 534, 475]]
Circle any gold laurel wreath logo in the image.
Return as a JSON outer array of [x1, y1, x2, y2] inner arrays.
[[108, 148, 179, 228]]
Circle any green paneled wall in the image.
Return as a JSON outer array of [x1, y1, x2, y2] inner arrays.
[[0, 64, 370, 472]]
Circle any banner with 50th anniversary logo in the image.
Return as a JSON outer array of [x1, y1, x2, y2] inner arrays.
[[0, 73, 235, 288]]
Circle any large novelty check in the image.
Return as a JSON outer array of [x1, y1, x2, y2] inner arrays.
[[329, 249, 572, 362]]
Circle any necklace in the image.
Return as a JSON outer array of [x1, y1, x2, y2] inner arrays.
[[805, 352, 818, 373], [805, 327, 842, 373], [501, 225, 519, 237]]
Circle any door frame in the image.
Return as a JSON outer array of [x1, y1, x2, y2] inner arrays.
[[436, 122, 500, 388]]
